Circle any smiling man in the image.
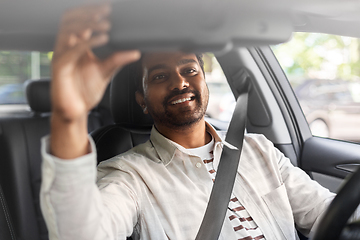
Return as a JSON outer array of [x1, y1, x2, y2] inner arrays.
[[135, 52, 211, 148], [40, 3, 338, 240]]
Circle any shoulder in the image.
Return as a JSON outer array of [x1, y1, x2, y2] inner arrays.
[[243, 133, 277, 153], [241, 133, 289, 169]]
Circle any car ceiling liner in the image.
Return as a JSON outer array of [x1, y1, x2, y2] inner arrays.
[[2, 0, 360, 52]]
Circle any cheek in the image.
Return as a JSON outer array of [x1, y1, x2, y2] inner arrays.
[[144, 86, 166, 106], [204, 83, 209, 95], [199, 82, 209, 97]]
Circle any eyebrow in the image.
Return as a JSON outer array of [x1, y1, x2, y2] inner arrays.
[[147, 58, 198, 76], [148, 64, 168, 76], [177, 58, 197, 66]]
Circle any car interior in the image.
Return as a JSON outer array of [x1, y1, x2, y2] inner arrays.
[[0, 78, 115, 240], [0, 46, 347, 240], [2, 1, 360, 239]]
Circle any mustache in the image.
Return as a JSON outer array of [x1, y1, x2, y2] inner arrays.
[[163, 88, 200, 105]]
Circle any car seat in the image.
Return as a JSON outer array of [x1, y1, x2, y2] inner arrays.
[[91, 62, 153, 164], [0, 78, 114, 240], [0, 183, 17, 240], [0, 79, 52, 240], [90, 62, 155, 240]]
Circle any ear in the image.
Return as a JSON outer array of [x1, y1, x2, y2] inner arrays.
[[135, 91, 148, 114]]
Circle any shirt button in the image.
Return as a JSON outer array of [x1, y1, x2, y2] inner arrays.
[[195, 162, 202, 168]]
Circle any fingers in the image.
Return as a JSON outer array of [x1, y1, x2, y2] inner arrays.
[[61, 3, 111, 34], [52, 3, 141, 87], [64, 4, 111, 20], [53, 34, 109, 69], [54, 3, 111, 55], [61, 18, 110, 40], [100, 50, 141, 80]]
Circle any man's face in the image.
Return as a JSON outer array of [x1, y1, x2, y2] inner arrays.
[[136, 52, 209, 130]]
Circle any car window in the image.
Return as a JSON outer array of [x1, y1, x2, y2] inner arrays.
[[272, 33, 360, 143], [203, 53, 234, 129], [0, 51, 51, 105]]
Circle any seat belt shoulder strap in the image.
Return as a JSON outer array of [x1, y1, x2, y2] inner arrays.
[[195, 68, 251, 240]]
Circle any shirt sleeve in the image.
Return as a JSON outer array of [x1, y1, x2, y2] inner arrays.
[[40, 135, 137, 240], [274, 142, 335, 237]]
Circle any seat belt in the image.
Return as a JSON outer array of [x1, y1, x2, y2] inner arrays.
[[195, 68, 251, 240]]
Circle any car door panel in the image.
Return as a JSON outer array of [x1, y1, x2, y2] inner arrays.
[[253, 46, 360, 193], [311, 172, 343, 193], [301, 137, 360, 192]]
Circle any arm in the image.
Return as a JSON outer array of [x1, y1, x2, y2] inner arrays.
[[41, 4, 140, 239], [41, 136, 139, 240], [244, 134, 335, 237], [275, 145, 335, 236]]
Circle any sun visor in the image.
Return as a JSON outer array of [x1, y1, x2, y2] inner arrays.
[[0, 0, 293, 52], [93, 0, 293, 58]]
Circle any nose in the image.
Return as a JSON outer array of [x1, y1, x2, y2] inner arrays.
[[170, 73, 189, 90]]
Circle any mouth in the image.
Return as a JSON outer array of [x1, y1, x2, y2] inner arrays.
[[170, 96, 196, 105]]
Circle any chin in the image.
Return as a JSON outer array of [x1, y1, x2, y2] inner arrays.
[[166, 112, 205, 129]]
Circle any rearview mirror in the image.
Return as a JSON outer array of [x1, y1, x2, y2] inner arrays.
[[94, 0, 293, 57]]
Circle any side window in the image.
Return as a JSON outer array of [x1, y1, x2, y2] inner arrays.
[[203, 53, 234, 130], [272, 33, 360, 143], [0, 51, 51, 105]]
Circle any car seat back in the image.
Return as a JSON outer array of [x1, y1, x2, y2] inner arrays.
[[0, 183, 17, 240], [92, 62, 153, 163], [0, 78, 113, 240]]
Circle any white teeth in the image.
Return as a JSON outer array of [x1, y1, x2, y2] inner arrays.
[[171, 97, 192, 105]]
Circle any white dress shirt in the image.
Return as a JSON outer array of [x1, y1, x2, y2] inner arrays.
[[40, 122, 336, 240]]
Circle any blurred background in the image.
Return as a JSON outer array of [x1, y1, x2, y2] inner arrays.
[[273, 33, 360, 143], [2, 33, 360, 143]]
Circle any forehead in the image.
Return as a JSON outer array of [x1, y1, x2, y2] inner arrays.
[[142, 52, 199, 71]]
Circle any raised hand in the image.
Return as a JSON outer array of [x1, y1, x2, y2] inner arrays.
[[50, 4, 140, 159], [51, 3, 139, 121]]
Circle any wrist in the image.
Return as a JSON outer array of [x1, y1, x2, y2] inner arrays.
[[50, 113, 90, 159], [51, 109, 88, 125]]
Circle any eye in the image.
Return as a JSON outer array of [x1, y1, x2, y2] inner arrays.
[[155, 75, 165, 79], [183, 68, 198, 75], [152, 74, 167, 81]]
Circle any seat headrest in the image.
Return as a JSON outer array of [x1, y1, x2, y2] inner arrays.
[[25, 78, 51, 113], [25, 68, 154, 128], [110, 63, 153, 128], [25, 78, 111, 114]]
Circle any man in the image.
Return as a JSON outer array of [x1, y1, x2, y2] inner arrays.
[[40, 3, 336, 240]]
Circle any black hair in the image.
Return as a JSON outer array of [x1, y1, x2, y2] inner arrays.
[[132, 53, 205, 94]]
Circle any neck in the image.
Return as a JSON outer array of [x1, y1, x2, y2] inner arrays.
[[155, 118, 211, 149]]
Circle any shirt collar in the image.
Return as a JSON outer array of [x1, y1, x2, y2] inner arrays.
[[149, 121, 225, 166]]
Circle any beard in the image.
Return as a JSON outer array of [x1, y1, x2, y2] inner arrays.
[[146, 87, 209, 130]]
